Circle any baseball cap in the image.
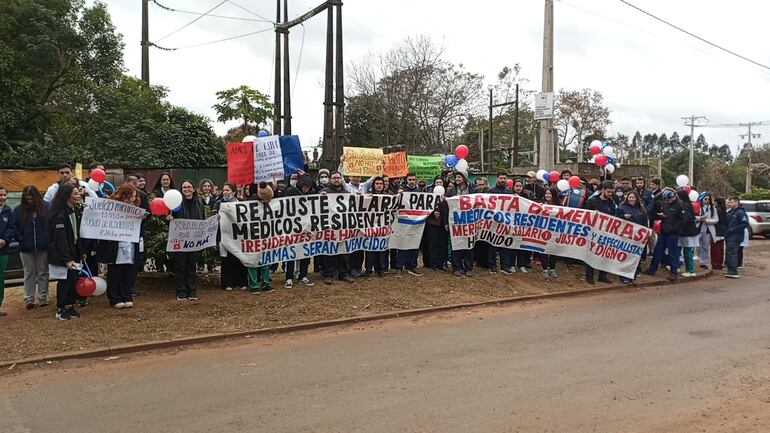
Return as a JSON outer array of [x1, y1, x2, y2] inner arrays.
[[526, 171, 536, 178]]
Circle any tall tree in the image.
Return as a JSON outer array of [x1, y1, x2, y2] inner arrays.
[[212, 85, 274, 133], [553, 88, 612, 162]]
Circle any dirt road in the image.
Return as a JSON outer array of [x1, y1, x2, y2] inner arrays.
[[2, 262, 770, 432]]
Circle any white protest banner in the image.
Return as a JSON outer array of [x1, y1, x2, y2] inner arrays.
[[446, 194, 652, 279], [166, 215, 219, 252], [219, 192, 441, 267], [80, 197, 145, 242], [254, 135, 284, 182]]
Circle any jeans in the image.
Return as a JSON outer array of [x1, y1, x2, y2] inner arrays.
[[488, 246, 513, 271], [365, 251, 387, 274], [585, 266, 608, 281], [323, 254, 351, 278], [649, 233, 681, 275], [698, 227, 711, 264], [725, 241, 740, 275], [394, 249, 419, 270], [20, 251, 49, 303], [451, 249, 474, 272]]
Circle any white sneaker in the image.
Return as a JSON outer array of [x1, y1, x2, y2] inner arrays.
[[114, 302, 125, 309], [682, 272, 695, 278], [284, 279, 293, 289], [225, 287, 233, 291], [519, 267, 528, 274], [299, 277, 314, 286], [124, 302, 134, 308]]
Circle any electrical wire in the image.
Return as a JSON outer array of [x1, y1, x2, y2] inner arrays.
[[155, 0, 228, 42], [618, 0, 770, 71], [226, 0, 275, 24], [150, 0, 272, 23], [151, 27, 274, 51], [292, 23, 306, 98]]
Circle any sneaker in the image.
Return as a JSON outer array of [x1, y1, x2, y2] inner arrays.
[[56, 308, 71, 320], [67, 306, 80, 318], [26, 302, 36, 310], [453, 270, 462, 277], [376, 271, 384, 278], [250, 288, 261, 294], [666, 273, 678, 282], [681, 272, 694, 278], [124, 302, 134, 308], [738, 266, 743, 270], [586, 278, 596, 285], [465, 270, 474, 277], [39, 300, 49, 307], [299, 277, 314, 286], [262, 286, 274, 292], [114, 302, 126, 309], [342, 275, 355, 283], [76, 299, 88, 307], [225, 287, 233, 291], [324, 277, 333, 285], [500, 268, 513, 275], [489, 268, 498, 274], [350, 270, 362, 278], [395, 269, 403, 278], [0, 308, 7, 317], [519, 267, 528, 274], [542, 269, 550, 278], [406, 268, 423, 277], [549, 269, 558, 278], [188, 296, 198, 301], [724, 273, 740, 279], [176, 296, 187, 301], [284, 279, 293, 289]]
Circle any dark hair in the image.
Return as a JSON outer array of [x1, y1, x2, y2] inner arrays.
[[497, 172, 507, 177], [57, 163, 72, 171], [600, 180, 615, 190], [0, 184, 6, 192], [650, 178, 662, 187], [560, 170, 572, 177], [153, 173, 175, 193], [621, 177, 631, 182], [544, 187, 559, 205], [624, 190, 647, 217], [728, 195, 740, 202], [676, 189, 690, 203], [222, 183, 237, 193], [371, 176, 385, 193], [406, 172, 416, 178], [714, 197, 728, 222], [51, 183, 77, 214], [88, 162, 103, 170], [19, 185, 45, 227]]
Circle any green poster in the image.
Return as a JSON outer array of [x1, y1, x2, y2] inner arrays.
[[407, 155, 443, 181]]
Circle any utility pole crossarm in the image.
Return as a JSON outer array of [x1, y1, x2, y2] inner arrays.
[[275, 1, 333, 30]]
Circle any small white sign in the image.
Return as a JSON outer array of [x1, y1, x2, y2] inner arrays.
[[534, 92, 554, 120]]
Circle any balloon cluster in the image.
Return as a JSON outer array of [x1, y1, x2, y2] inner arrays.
[[150, 189, 184, 216], [86, 168, 115, 196], [588, 140, 618, 174], [444, 145, 469, 172], [75, 266, 107, 297], [676, 174, 702, 214]]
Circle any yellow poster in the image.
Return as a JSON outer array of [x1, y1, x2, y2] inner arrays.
[[75, 163, 83, 180], [342, 147, 384, 177]]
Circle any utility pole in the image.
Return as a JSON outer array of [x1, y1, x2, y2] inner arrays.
[[681, 115, 706, 185], [538, 0, 555, 170], [322, 3, 334, 168], [513, 83, 519, 168], [739, 124, 761, 193], [274, 0, 282, 136], [283, 0, 291, 134], [488, 88, 517, 173], [141, 0, 149, 83], [334, 2, 345, 159]]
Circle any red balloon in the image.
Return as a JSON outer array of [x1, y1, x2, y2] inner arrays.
[[595, 154, 608, 166], [149, 197, 170, 216], [568, 175, 581, 188], [505, 179, 514, 189], [548, 171, 560, 182], [90, 168, 106, 183], [454, 144, 469, 159], [691, 201, 701, 214], [683, 185, 692, 194], [76, 277, 96, 297], [589, 145, 601, 155], [653, 220, 662, 234]]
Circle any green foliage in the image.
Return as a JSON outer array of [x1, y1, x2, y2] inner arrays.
[[143, 215, 171, 273], [212, 85, 274, 131], [741, 187, 770, 200]]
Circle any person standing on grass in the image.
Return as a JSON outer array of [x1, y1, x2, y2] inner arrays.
[[168, 180, 205, 300], [676, 189, 700, 278], [724, 196, 749, 278], [538, 188, 560, 278], [617, 190, 648, 284], [321, 171, 355, 285], [444, 171, 476, 277], [47, 183, 85, 320], [583, 180, 617, 284], [281, 175, 316, 288], [14, 186, 51, 310], [214, 183, 248, 291], [393, 172, 424, 278], [486, 173, 514, 275], [363, 177, 390, 277], [0, 185, 16, 317], [647, 189, 685, 281], [98, 184, 141, 309], [710, 197, 728, 271], [246, 182, 276, 293]]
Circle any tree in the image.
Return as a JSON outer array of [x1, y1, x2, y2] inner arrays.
[[212, 85, 274, 133], [553, 88, 612, 162]]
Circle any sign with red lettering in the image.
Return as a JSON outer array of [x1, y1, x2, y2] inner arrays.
[[227, 142, 255, 184], [383, 151, 408, 178]]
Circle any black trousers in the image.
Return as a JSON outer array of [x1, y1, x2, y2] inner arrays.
[[350, 251, 364, 273], [451, 249, 474, 272], [424, 224, 449, 269], [322, 254, 351, 278], [512, 250, 530, 268], [286, 258, 310, 280], [173, 252, 198, 298], [365, 251, 387, 273], [107, 263, 136, 305], [220, 252, 247, 289], [539, 253, 557, 269], [56, 269, 79, 309]]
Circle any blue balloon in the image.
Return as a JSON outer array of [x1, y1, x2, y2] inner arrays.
[[99, 180, 115, 195], [601, 140, 609, 150], [173, 204, 183, 213], [543, 173, 550, 182], [606, 156, 614, 164], [445, 154, 458, 167], [257, 130, 269, 137]]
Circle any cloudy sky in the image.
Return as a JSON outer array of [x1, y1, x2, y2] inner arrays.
[[103, 0, 770, 157]]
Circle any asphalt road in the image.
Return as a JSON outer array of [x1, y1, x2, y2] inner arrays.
[[2, 273, 769, 433]]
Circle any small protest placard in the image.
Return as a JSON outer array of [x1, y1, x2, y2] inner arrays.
[[166, 215, 219, 252]]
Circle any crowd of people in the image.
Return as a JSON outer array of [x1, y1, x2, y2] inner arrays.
[[0, 161, 753, 320]]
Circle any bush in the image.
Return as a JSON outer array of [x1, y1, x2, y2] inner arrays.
[[741, 187, 770, 200]]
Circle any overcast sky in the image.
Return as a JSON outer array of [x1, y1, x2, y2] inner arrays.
[[103, 0, 770, 157]]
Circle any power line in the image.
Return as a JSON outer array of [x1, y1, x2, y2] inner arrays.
[[151, 27, 274, 51], [155, 0, 228, 42], [226, 0, 274, 24], [150, 0, 272, 23], [293, 23, 306, 99], [618, 0, 770, 71]]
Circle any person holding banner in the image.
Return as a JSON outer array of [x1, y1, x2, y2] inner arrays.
[[647, 189, 685, 282], [617, 190, 649, 284], [538, 188, 561, 278], [321, 171, 355, 285], [246, 182, 276, 293], [486, 173, 514, 274], [97, 184, 141, 308], [281, 175, 316, 288], [445, 171, 477, 277], [583, 181, 618, 284], [392, 173, 424, 277], [364, 177, 390, 277], [168, 180, 204, 300], [214, 183, 248, 291], [48, 183, 85, 320]]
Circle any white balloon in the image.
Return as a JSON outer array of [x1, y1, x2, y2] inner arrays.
[[688, 190, 699, 202], [604, 163, 616, 174], [556, 179, 570, 191], [87, 178, 101, 193], [242, 135, 257, 143], [536, 169, 548, 181], [454, 158, 469, 173], [92, 276, 107, 296], [603, 145, 615, 158], [432, 185, 445, 196], [163, 189, 183, 211], [590, 140, 602, 149], [676, 174, 689, 187]]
